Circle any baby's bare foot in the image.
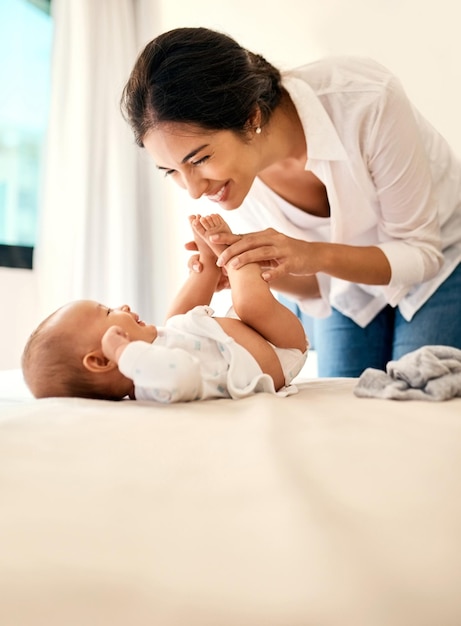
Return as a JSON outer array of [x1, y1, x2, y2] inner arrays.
[[188, 214, 217, 262], [194, 213, 232, 257]]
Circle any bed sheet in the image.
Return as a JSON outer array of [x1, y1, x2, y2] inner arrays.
[[1, 369, 461, 626]]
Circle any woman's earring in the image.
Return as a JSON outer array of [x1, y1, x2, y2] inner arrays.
[[255, 126, 262, 134]]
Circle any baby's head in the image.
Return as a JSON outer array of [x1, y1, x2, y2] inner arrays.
[[22, 300, 157, 400]]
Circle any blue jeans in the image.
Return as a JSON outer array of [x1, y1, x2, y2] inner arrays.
[[282, 263, 461, 377]]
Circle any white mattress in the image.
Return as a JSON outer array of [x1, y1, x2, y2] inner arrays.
[[1, 368, 461, 626]]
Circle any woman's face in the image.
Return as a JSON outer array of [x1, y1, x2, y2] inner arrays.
[[142, 123, 263, 210]]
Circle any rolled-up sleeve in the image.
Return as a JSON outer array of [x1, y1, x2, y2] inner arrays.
[[368, 76, 444, 298]]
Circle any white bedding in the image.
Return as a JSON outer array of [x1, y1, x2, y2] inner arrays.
[[1, 369, 461, 626]]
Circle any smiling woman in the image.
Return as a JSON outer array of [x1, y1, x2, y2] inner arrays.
[[143, 126, 260, 208], [121, 26, 461, 379], [0, 0, 52, 268]]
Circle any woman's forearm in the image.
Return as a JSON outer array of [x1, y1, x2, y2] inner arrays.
[[214, 230, 392, 286], [264, 242, 392, 297], [312, 242, 392, 285], [268, 274, 321, 299]]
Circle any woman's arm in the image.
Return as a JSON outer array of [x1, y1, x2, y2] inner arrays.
[[268, 274, 321, 299], [211, 229, 392, 285]]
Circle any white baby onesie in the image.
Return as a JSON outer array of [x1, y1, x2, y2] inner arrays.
[[117, 305, 307, 403]]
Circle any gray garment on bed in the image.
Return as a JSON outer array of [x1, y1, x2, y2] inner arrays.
[[354, 345, 461, 401]]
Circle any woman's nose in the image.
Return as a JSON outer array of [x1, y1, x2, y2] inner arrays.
[[118, 304, 130, 312], [180, 172, 208, 200]]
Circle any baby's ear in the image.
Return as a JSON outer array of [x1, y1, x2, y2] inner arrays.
[[83, 350, 118, 373]]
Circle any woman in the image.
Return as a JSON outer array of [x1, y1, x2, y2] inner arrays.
[[121, 26, 461, 377]]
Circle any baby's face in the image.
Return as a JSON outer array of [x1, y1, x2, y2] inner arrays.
[[52, 300, 158, 351]]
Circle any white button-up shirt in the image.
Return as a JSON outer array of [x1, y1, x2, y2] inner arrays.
[[228, 57, 461, 326]]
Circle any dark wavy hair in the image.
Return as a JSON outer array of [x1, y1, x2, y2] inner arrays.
[[121, 27, 283, 146]]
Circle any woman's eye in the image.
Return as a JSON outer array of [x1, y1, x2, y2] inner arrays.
[[191, 155, 210, 167], [163, 169, 176, 178]]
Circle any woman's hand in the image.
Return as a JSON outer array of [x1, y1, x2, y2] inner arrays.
[[210, 228, 316, 281]]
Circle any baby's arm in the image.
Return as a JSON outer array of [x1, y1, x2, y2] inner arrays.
[[101, 325, 131, 363], [165, 215, 223, 319], [117, 341, 202, 403], [102, 325, 202, 403]]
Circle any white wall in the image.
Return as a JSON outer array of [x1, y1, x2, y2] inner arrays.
[[2, 0, 460, 369]]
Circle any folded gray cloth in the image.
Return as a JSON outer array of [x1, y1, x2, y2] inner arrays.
[[354, 345, 461, 401]]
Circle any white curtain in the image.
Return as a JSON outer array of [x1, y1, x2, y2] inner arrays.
[[36, 0, 181, 323]]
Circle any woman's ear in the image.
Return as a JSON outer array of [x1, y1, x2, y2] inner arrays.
[[83, 350, 118, 373], [247, 106, 262, 133]]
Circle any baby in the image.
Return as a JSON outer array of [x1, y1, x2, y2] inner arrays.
[[22, 214, 308, 402]]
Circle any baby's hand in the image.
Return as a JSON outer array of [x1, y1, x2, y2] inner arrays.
[[102, 325, 130, 363]]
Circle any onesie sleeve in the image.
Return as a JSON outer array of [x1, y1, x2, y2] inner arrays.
[[118, 341, 202, 403]]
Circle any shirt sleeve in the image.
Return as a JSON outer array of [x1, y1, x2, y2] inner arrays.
[[366, 75, 444, 302], [117, 341, 202, 403]]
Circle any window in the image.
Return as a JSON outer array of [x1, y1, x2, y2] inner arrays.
[[0, 0, 52, 268]]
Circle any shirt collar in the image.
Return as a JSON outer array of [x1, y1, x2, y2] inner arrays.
[[282, 72, 348, 163]]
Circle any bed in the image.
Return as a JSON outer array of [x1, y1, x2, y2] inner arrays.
[[1, 367, 461, 626]]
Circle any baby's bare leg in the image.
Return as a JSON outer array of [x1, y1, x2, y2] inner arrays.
[[193, 214, 307, 353], [188, 214, 218, 264]]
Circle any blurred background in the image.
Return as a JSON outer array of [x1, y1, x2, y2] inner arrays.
[[1, 0, 460, 369]]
